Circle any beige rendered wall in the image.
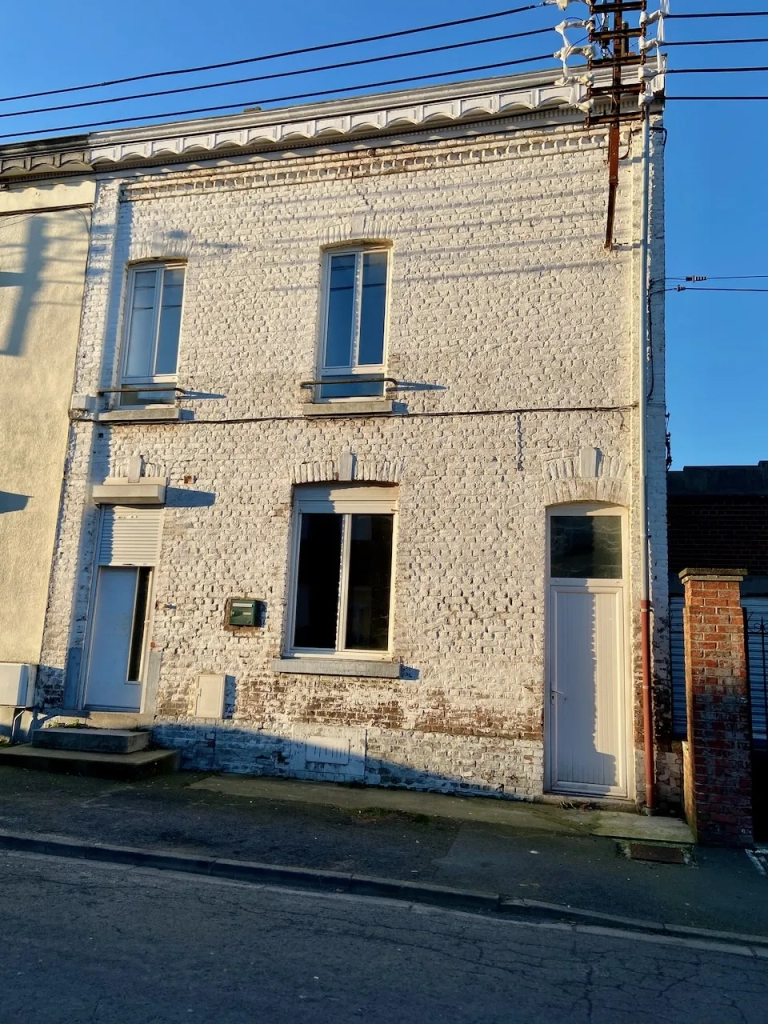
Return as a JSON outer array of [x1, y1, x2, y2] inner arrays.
[[0, 179, 93, 664]]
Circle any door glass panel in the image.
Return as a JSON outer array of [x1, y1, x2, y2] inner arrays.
[[358, 251, 387, 366], [550, 516, 623, 578], [324, 254, 356, 368], [294, 514, 343, 648], [127, 567, 151, 681], [345, 514, 393, 651]]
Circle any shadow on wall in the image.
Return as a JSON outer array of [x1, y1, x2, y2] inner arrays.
[[0, 215, 47, 358], [6, 703, 541, 800], [0, 492, 29, 513]]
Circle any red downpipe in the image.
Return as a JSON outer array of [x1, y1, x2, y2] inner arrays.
[[641, 598, 655, 809]]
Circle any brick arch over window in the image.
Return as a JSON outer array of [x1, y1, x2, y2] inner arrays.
[[291, 453, 403, 485], [543, 446, 630, 507], [321, 214, 397, 247]]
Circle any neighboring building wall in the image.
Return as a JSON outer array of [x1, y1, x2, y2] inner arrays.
[[38, 108, 667, 799], [669, 463, 768, 578], [0, 181, 93, 668]]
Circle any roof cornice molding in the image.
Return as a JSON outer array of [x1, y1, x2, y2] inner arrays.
[[0, 71, 588, 182]]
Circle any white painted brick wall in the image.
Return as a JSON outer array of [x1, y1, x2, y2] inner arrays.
[[39, 118, 669, 801]]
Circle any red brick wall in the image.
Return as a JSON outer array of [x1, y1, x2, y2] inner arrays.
[[681, 570, 753, 847]]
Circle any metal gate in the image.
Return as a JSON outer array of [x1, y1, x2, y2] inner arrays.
[[669, 596, 768, 745]]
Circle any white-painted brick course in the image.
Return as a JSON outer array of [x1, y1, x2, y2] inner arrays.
[[39, 91, 671, 803]]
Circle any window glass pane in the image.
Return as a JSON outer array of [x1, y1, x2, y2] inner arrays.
[[294, 514, 343, 649], [324, 254, 355, 368], [550, 516, 623, 578], [358, 251, 387, 366], [119, 388, 176, 406], [318, 378, 385, 400], [124, 271, 156, 379], [345, 514, 393, 651], [155, 268, 184, 375]]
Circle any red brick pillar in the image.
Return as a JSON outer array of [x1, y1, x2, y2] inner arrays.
[[680, 568, 753, 847]]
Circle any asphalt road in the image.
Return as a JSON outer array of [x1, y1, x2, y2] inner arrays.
[[1, 852, 766, 1024]]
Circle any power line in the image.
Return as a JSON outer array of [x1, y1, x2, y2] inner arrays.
[[0, 4, 547, 105], [668, 286, 768, 292], [662, 38, 768, 46], [0, 26, 554, 122], [0, 53, 555, 142], [667, 66, 768, 73], [667, 10, 768, 18], [666, 95, 768, 100], [668, 275, 768, 281]]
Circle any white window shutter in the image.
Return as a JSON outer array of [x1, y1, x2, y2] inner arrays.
[[98, 506, 163, 566]]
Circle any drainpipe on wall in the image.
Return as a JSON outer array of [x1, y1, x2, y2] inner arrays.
[[637, 113, 656, 811]]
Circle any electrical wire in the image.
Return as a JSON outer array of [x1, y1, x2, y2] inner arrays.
[[667, 67, 768, 73], [0, 4, 547, 105], [667, 10, 768, 17], [667, 275, 768, 281], [666, 95, 768, 100], [667, 286, 768, 292], [0, 27, 555, 122], [0, 53, 555, 141], [662, 38, 768, 45]]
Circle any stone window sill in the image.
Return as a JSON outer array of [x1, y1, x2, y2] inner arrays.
[[272, 657, 400, 679], [302, 400, 394, 418], [97, 407, 181, 424]]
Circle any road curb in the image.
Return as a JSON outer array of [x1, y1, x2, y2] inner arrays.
[[1, 828, 766, 949]]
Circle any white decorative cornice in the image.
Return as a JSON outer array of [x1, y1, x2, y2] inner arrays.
[[0, 71, 589, 181]]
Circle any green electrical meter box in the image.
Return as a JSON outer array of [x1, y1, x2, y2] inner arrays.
[[228, 598, 261, 628]]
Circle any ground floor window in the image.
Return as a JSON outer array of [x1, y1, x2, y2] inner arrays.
[[288, 485, 398, 656]]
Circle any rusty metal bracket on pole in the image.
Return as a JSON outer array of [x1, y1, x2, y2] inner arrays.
[[587, 0, 648, 250]]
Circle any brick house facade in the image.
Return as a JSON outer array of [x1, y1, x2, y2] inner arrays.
[[16, 71, 669, 802]]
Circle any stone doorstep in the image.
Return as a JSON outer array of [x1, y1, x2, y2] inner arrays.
[[32, 727, 150, 754], [0, 744, 179, 782]]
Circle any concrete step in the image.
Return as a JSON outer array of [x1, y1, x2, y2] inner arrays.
[[32, 727, 151, 754], [0, 744, 179, 781]]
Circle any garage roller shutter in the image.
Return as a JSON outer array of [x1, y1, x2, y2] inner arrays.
[[98, 506, 163, 566]]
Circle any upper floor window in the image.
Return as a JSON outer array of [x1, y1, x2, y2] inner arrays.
[[120, 263, 185, 406], [318, 246, 389, 400]]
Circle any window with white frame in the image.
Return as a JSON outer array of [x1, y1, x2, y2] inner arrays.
[[119, 262, 185, 405], [317, 246, 390, 400], [288, 485, 398, 656]]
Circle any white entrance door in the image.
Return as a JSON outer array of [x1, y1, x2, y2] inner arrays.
[[84, 567, 149, 711], [547, 508, 628, 797]]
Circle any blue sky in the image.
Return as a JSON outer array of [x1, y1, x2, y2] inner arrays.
[[1, 0, 765, 468]]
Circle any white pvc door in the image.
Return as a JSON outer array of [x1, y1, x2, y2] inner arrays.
[[549, 584, 626, 796], [84, 567, 144, 711], [547, 508, 628, 798]]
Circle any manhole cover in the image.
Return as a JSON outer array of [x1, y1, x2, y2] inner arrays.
[[620, 841, 692, 865]]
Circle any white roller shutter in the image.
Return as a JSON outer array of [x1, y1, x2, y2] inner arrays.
[[98, 506, 163, 566]]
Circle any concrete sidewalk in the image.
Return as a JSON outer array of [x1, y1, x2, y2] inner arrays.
[[0, 767, 765, 939]]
